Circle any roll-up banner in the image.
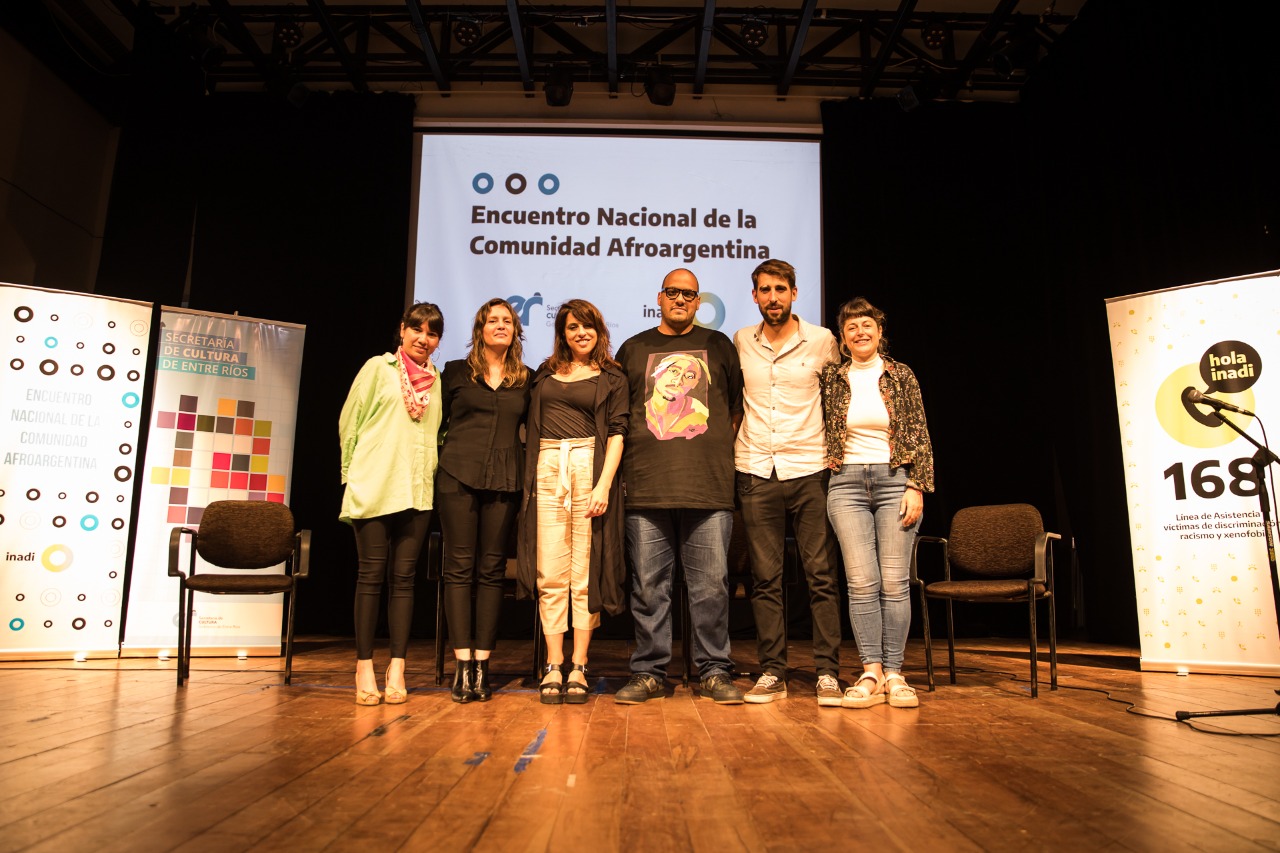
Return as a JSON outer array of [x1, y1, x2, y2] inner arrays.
[[0, 283, 153, 660], [121, 308, 305, 657], [1106, 270, 1280, 674]]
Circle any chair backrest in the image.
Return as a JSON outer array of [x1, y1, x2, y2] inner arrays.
[[946, 503, 1044, 579], [195, 500, 296, 569]]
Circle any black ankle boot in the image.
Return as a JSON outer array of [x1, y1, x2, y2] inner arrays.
[[451, 658, 475, 703], [473, 659, 492, 702]]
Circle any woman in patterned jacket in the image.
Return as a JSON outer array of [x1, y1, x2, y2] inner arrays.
[[820, 297, 934, 710]]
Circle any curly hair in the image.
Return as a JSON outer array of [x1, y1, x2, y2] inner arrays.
[[544, 299, 619, 374]]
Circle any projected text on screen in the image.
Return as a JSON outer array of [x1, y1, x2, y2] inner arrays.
[[412, 133, 823, 366]]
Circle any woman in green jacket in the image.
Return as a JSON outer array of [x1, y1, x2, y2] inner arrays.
[[339, 302, 444, 705]]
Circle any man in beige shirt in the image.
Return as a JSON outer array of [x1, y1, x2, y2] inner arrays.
[[732, 259, 844, 707]]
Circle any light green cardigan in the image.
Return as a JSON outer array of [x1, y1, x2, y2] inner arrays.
[[339, 352, 442, 523]]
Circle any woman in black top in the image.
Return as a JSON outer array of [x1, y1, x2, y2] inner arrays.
[[516, 299, 628, 704], [437, 298, 531, 702]]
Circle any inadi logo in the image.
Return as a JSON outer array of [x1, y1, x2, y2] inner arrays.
[[1154, 339, 1263, 448], [508, 293, 543, 326], [1205, 347, 1255, 383]]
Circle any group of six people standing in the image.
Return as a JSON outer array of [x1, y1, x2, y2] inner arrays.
[[338, 259, 934, 710]]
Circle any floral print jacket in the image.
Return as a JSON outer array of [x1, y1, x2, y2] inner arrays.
[[819, 355, 935, 493]]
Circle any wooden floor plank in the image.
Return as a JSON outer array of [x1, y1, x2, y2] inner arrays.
[[0, 637, 1276, 852]]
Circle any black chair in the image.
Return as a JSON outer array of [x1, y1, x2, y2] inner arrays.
[[429, 525, 542, 686], [167, 500, 310, 687], [909, 503, 1062, 697]]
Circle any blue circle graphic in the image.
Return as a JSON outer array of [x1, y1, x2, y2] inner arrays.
[[538, 174, 560, 195], [80, 515, 99, 531], [695, 291, 727, 331], [9, 618, 22, 631], [122, 392, 140, 408], [44, 337, 57, 348], [473, 173, 495, 194]]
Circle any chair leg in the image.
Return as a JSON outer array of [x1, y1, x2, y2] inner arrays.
[[175, 583, 187, 687], [1029, 593, 1039, 698], [183, 588, 196, 685], [915, 585, 935, 691], [531, 599, 544, 687], [434, 575, 445, 686], [944, 600, 957, 685], [679, 574, 693, 687], [1048, 591, 1058, 691], [780, 564, 789, 671], [283, 588, 297, 686]]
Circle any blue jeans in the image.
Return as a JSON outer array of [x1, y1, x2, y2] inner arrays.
[[826, 465, 919, 672], [626, 508, 735, 680]]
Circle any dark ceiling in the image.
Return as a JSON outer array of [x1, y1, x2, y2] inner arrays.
[[6, 1, 1084, 116]]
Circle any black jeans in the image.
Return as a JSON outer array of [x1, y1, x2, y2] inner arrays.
[[736, 469, 843, 678], [435, 468, 519, 651], [352, 508, 431, 659]]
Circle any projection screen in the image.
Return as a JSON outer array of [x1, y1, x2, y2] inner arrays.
[[410, 129, 823, 366]]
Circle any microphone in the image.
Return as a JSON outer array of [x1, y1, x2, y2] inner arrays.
[[1186, 387, 1256, 417]]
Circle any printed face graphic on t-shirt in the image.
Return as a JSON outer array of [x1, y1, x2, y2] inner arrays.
[[645, 350, 710, 440]]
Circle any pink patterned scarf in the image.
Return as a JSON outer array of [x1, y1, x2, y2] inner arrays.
[[398, 347, 435, 420]]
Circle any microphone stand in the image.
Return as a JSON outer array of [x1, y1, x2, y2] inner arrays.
[[1175, 410, 1280, 723]]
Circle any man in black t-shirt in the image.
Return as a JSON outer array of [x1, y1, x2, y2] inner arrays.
[[614, 268, 745, 705]]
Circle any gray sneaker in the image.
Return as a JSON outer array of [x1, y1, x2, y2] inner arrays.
[[816, 674, 842, 707], [744, 672, 787, 703], [699, 671, 745, 704], [615, 673, 665, 704]]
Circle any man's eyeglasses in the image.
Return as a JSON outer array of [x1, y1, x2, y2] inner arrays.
[[662, 287, 700, 301]]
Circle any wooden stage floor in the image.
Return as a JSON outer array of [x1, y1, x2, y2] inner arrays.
[[1, 637, 1277, 852]]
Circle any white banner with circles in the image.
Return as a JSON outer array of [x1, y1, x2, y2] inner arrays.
[[1107, 270, 1280, 674], [0, 283, 152, 659]]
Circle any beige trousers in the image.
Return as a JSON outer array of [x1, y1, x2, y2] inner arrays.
[[535, 438, 600, 634]]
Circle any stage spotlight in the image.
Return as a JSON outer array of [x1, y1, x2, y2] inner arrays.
[[644, 66, 676, 106], [740, 16, 769, 49], [454, 18, 482, 48], [921, 21, 949, 52], [992, 30, 1041, 79], [188, 16, 226, 68], [273, 19, 303, 51], [544, 67, 574, 107], [896, 75, 940, 113], [268, 65, 312, 109]]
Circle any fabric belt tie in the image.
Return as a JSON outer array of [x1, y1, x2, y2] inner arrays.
[[542, 437, 593, 512]]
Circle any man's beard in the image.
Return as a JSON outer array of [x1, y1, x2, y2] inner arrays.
[[762, 305, 792, 327]]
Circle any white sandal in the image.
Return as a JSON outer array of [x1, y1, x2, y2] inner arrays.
[[840, 671, 886, 709], [884, 672, 919, 708]]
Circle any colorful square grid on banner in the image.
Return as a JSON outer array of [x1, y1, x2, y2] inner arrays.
[[149, 394, 287, 524]]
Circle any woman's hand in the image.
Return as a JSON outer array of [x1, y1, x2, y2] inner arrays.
[[585, 482, 610, 518], [899, 487, 923, 528]]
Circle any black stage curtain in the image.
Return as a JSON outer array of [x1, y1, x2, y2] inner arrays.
[[97, 91, 417, 639], [819, 1, 1280, 644]]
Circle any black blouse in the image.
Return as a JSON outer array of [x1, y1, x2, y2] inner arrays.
[[438, 359, 532, 492]]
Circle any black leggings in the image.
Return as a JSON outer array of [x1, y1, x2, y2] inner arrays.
[[435, 468, 519, 651], [352, 509, 431, 659]]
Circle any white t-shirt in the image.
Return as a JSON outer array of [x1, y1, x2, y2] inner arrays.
[[842, 355, 890, 465]]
